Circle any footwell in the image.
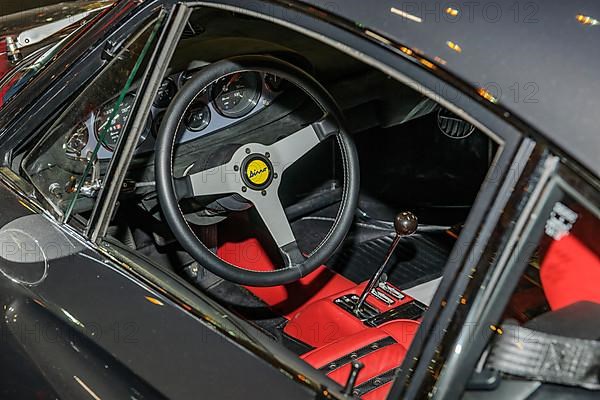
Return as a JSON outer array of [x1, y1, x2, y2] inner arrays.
[[329, 229, 454, 289], [292, 215, 455, 290]]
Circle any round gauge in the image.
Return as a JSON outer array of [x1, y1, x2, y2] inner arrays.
[[154, 79, 177, 108], [64, 123, 89, 158], [185, 104, 211, 132], [211, 72, 261, 118], [96, 94, 136, 151], [265, 73, 285, 92]]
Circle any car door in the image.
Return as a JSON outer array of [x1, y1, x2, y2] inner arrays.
[[0, 3, 325, 399]]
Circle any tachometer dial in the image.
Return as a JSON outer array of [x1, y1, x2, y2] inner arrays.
[[185, 104, 211, 132], [154, 79, 177, 108], [211, 72, 261, 118]]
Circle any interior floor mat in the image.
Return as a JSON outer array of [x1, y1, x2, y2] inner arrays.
[[327, 229, 454, 289], [291, 203, 455, 290]]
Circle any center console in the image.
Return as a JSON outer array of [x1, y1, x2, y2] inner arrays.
[[284, 211, 428, 348], [284, 279, 427, 347]]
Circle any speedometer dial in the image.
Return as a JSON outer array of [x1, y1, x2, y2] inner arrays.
[[211, 72, 261, 118], [96, 94, 135, 151], [95, 94, 150, 151]]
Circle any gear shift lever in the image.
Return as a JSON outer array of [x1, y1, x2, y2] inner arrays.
[[353, 211, 418, 313]]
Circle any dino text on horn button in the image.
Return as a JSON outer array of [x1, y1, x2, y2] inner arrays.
[[242, 154, 274, 190]]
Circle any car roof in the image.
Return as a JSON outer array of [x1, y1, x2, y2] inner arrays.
[[297, 0, 600, 176]]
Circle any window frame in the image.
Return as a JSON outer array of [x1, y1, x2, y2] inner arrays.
[[433, 158, 600, 399], [86, 1, 531, 398], [85, 3, 186, 240], [3, 0, 559, 398], [0, 1, 163, 169]]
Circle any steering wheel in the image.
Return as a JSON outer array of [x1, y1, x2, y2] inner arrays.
[[155, 55, 359, 286]]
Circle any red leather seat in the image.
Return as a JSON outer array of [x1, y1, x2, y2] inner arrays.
[[540, 235, 600, 310], [301, 320, 420, 400]]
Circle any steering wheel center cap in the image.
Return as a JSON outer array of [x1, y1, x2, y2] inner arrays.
[[241, 154, 274, 190]]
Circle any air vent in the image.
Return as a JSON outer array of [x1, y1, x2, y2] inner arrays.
[[437, 108, 475, 139]]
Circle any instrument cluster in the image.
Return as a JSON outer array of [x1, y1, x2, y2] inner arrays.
[[65, 69, 285, 160]]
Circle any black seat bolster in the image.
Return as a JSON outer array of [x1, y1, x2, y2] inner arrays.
[[525, 301, 600, 340]]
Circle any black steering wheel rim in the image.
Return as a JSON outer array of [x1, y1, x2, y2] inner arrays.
[[155, 55, 359, 286]]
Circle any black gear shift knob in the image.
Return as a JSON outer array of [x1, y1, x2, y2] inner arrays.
[[394, 211, 418, 236]]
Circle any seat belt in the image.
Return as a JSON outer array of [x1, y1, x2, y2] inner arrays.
[[486, 323, 600, 390]]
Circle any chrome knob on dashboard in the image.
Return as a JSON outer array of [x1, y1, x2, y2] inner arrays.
[[394, 211, 418, 237]]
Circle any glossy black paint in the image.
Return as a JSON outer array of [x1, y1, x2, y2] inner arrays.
[[0, 2, 337, 398], [297, 0, 600, 177], [0, 1, 515, 399], [0, 178, 317, 399], [0, 0, 597, 399]]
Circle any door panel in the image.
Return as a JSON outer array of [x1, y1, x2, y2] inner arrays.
[[0, 179, 315, 399]]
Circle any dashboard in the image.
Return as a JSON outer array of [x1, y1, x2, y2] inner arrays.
[[64, 69, 285, 161]]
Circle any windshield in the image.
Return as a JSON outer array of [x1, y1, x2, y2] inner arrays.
[[64, 16, 164, 221], [0, 1, 113, 109], [21, 14, 164, 222]]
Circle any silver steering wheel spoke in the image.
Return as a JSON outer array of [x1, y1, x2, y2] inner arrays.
[[176, 162, 240, 199], [249, 190, 305, 267], [269, 117, 337, 173]]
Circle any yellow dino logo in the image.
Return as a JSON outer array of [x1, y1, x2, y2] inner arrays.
[[246, 159, 270, 185]]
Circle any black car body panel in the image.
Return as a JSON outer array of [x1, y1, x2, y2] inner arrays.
[[298, 0, 600, 176], [0, 177, 317, 399], [4, 0, 599, 177], [0, 1, 597, 399]]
